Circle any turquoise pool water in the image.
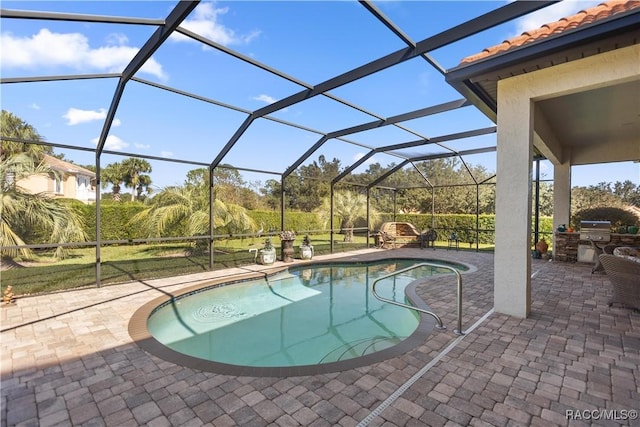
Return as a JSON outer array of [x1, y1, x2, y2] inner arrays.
[[147, 259, 465, 369]]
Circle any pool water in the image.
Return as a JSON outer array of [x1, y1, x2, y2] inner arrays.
[[147, 259, 462, 368]]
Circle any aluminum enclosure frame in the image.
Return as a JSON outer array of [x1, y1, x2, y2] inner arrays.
[[1, 1, 563, 286]]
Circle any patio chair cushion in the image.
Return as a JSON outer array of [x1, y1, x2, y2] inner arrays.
[[613, 246, 640, 263]]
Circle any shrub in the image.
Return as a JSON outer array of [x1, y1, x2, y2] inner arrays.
[[571, 207, 639, 229], [79, 201, 147, 240]]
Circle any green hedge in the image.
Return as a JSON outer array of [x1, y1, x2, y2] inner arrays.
[[70, 204, 552, 245], [74, 201, 147, 241], [247, 210, 339, 234]]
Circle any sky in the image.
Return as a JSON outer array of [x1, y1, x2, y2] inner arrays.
[[1, 0, 638, 192]]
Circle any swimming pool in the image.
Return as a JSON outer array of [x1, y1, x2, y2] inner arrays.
[[130, 258, 469, 376]]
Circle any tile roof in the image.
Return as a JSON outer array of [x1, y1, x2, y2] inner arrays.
[[460, 0, 640, 64], [43, 153, 95, 177]]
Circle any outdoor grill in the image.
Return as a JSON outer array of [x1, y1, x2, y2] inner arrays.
[[580, 220, 611, 242]]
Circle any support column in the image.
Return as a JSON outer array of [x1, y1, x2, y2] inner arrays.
[[553, 162, 571, 233], [494, 83, 533, 318]]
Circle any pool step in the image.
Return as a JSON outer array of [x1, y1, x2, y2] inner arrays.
[[319, 336, 404, 363]]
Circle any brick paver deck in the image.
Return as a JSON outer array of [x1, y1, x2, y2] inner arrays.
[[2, 249, 639, 426]]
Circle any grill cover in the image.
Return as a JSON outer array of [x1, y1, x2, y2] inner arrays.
[[580, 220, 611, 242]]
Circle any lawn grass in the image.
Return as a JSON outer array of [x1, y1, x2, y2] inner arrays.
[[2, 235, 494, 296]]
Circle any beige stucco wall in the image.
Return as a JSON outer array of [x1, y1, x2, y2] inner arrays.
[[495, 44, 640, 318], [17, 172, 95, 203], [17, 174, 53, 195]]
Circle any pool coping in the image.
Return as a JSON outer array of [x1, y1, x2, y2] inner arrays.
[[129, 257, 473, 377]]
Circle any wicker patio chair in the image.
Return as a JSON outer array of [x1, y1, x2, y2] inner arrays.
[[590, 241, 618, 274], [378, 230, 396, 249], [599, 254, 640, 311]]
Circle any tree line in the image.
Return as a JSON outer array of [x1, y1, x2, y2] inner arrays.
[[2, 109, 638, 260]]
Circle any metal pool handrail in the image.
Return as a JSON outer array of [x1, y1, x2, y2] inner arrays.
[[371, 262, 464, 335]]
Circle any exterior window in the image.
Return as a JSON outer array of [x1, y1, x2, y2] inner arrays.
[[54, 176, 63, 194]]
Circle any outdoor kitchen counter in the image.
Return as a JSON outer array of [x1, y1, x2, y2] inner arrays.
[[553, 232, 640, 262]]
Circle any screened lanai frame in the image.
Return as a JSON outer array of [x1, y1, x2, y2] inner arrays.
[[1, 1, 558, 287]]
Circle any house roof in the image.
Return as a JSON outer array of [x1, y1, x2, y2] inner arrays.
[[43, 154, 95, 177], [460, 0, 640, 64]]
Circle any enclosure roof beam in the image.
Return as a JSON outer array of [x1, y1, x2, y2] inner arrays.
[[96, 1, 199, 155], [410, 161, 434, 189], [121, 3, 199, 82], [252, 0, 555, 119], [359, 1, 446, 75], [0, 8, 164, 25], [178, 25, 417, 131], [210, 115, 254, 169], [282, 136, 329, 179], [459, 156, 479, 185], [176, 27, 311, 89], [328, 99, 470, 140], [178, 26, 426, 168], [329, 125, 496, 187], [396, 182, 487, 190], [1, 74, 120, 84], [367, 160, 410, 189], [321, 101, 480, 185], [479, 174, 497, 185], [332, 152, 377, 185], [215, 164, 282, 176], [409, 146, 496, 162], [374, 126, 496, 154]]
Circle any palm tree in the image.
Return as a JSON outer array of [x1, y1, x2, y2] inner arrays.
[[121, 157, 152, 201], [135, 174, 153, 201], [101, 161, 126, 201], [317, 190, 380, 242], [1, 153, 87, 261], [130, 185, 256, 251], [0, 110, 52, 160]]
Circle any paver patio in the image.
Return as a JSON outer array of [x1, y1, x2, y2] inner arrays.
[[1, 248, 638, 426]]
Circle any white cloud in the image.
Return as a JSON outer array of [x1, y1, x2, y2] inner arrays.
[[160, 151, 174, 158], [112, 118, 121, 127], [0, 29, 167, 80], [105, 32, 129, 46], [173, 2, 260, 46], [253, 94, 278, 104], [134, 142, 151, 149], [63, 108, 106, 125], [513, 1, 601, 35], [30, 103, 40, 110], [91, 134, 129, 151]]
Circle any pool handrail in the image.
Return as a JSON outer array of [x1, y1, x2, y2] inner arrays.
[[371, 262, 464, 335]]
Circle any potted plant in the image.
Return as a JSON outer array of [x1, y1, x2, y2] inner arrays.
[[256, 238, 276, 265], [280, 230, 296, 262], [299, 234, 314, 260]]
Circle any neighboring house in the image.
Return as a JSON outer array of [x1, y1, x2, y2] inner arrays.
[[18, 154, 96, 203]]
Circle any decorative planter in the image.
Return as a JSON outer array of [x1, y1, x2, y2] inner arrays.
[[535, 239, 548, 255], [281, 239, 295, 262], [627, 226, 638, 235], [257, 248, 276, 265], [299, 245, 314, 260]]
